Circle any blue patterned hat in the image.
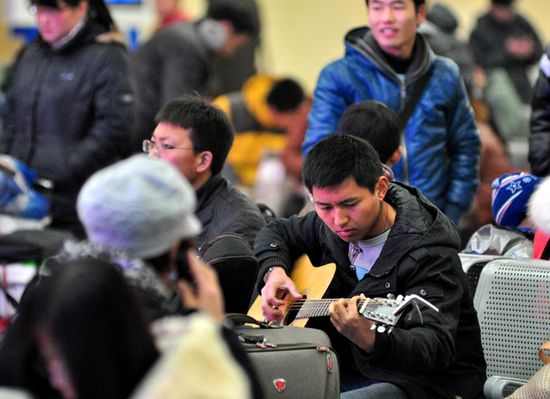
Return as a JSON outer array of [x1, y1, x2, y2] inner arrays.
[[491, 172, 541, 228]]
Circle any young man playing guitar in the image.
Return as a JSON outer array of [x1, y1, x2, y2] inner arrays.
[[254, 135, 486, 398]]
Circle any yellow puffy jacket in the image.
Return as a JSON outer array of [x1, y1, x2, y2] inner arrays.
[[213, 75, 287, 187]]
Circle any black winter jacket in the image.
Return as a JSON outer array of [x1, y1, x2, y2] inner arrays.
[[469, 12, 542, 104], [130, 21, 215, 149], [0, 19, 133, 232], [195, 174, 266, 250], [254, 182, 486, 398]]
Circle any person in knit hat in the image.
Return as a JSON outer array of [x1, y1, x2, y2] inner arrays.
[[78, 154, 201, 258], [463, 171, 540, 258], [491, 172, 541, 229], [0, 150, 246, 394], [57, 154, 207, 320], [54, 154, 264, 398]]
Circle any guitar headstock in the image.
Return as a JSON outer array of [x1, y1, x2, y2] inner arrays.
[[359, 294, 439, 334]]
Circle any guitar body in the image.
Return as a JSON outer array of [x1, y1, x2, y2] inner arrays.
[[247, 256, 336, 327]]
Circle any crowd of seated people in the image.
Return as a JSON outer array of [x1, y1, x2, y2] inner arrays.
[[0, 154, 263, 398], [2, 0, 550, 397]]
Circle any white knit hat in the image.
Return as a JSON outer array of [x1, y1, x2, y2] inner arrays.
[[528, 176, 550, 236], [77, 155, 202, 258]]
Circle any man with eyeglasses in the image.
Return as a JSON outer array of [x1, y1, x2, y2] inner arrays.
[[143, 95, 265, 252]]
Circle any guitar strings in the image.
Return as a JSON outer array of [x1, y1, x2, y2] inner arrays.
[[287, 299, 369, 319], [293, 299, 368, 319], [286, 298, 368, 309]]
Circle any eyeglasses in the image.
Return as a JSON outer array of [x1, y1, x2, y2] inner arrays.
[[142, 139, 198, 154]]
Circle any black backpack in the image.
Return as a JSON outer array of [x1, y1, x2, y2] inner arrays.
[[198, 233, 259, 314]]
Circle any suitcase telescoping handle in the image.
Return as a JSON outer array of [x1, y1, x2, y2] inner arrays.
[[224, 313, 275, 329]]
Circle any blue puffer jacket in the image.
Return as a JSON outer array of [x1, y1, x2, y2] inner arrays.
[[304, 27, 480, 223]]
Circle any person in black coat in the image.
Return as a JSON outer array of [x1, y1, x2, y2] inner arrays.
[[0, 0, 134, 236]]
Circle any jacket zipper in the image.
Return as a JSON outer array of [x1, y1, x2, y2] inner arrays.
[[399, 80, 409, 184]]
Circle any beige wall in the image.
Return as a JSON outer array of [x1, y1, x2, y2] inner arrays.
[[256, 0, 550, 90], [0, 2, 24, 63], [0, 0, 548, 90]]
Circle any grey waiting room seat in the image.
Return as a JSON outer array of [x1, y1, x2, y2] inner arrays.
[[459, 253, 511, 299], [473, 258, 550, 398]]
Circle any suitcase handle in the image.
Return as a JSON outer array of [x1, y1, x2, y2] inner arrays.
[[224, 313, 276, 329]]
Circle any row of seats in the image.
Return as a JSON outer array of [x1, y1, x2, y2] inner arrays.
[[459, 254, 550, 398]]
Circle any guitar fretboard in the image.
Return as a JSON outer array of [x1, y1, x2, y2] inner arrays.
[[288, 298, 369, 320]]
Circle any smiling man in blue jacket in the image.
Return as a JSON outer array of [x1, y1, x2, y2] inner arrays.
[[303, 0, 480, 225]]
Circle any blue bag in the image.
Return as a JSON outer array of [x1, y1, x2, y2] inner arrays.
[[0, 156, 49, 220]]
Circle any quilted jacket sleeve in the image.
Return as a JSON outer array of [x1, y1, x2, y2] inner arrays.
[[302, 62, 351, 156], [69, 44, 134, 182]]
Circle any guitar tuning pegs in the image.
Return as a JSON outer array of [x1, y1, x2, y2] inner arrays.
[[370, 323, 377, 331], [396, 295, 404, 303], [386, 293, 395, 300], [377, 325, 386, 334]]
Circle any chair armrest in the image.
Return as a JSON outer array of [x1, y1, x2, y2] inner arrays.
[[484, 376, 526, 399]]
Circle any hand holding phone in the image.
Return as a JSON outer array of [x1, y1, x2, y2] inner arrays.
[[176, 240, 195, 287], [177, 248, 225, 321]]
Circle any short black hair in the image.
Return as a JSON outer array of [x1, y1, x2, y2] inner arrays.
[[155, 95, 234, 175], [303, 134, 383, 193], [266, 78, 305, 112], [338, 100, 400, 164], [207, 1, 259, 36], [366, 0, 425, 11], [491, 0, 515, 5]]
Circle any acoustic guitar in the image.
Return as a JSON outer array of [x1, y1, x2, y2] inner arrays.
[[247, 255, 438, 333], [248, 255, 335, 327]]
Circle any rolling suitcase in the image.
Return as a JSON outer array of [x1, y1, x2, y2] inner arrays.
[[224, 313, 340, 399]]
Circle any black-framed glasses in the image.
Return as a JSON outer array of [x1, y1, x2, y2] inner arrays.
[[142, 139, 198, 154]]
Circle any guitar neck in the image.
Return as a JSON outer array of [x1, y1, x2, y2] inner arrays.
[[288, 298, 368, 320], [284, 294, 438, 330]]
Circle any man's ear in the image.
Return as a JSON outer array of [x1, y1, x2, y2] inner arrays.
[[416, 3, 427, 26], [76, 0, 90, 19], [196, 151, 213, 173], [387, 146, 402, 168], [375, 176, 389, 200]]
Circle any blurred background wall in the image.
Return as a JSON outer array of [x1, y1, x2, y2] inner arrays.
[[1, 0, 548, 90]]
